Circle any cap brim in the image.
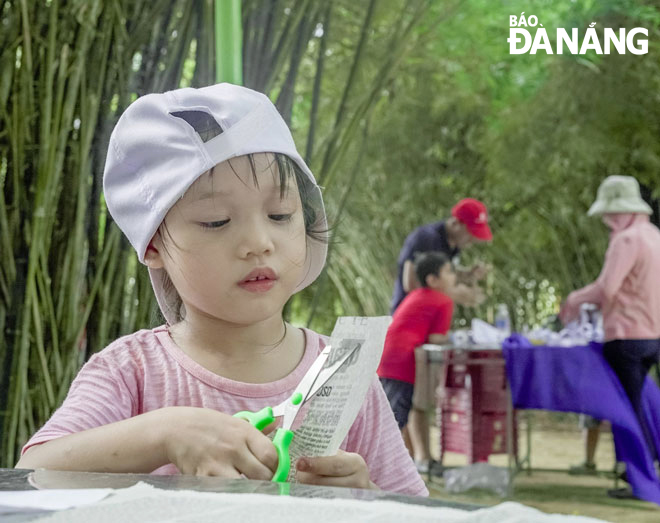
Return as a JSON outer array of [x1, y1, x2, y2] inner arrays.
[[467, 222, 493, 241]]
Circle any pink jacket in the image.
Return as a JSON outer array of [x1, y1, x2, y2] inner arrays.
[[566, 214, 660, 341]]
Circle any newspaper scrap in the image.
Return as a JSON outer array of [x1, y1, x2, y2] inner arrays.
[[286, 316, 391, 482]]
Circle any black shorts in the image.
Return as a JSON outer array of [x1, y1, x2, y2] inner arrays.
[[379, 378, 414, 429]]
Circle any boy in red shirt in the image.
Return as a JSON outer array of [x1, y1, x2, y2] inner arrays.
[[378, 251, 456, 470]]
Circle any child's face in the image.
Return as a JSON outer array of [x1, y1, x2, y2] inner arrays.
[[147, 153, 308, 325], [428, 263, 456, 293]]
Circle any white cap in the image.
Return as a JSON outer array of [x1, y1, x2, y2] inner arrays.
[[103, 83, 328, 324]]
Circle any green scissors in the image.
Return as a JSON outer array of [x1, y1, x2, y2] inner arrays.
[[233, 343, 359, 482]]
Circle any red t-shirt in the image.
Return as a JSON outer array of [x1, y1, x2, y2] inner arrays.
[[377, 287, 453, 384]]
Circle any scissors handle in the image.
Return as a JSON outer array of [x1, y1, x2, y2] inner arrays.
[[233, 407, 275, 431], [233, 408, 293, 482], [271, 428, 294, 482]]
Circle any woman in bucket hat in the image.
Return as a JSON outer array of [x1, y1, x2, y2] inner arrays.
[[16, 84, 427, 496], [560, 175, 660, 497]]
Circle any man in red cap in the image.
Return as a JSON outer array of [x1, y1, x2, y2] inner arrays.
[[389, 198, 492, 474], [391, 198, 492, 314]]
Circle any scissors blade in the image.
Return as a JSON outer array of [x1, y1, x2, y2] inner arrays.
[[304, 342, 360, 400], [276, 345, 333, 427], [273, 342, 361, 427]]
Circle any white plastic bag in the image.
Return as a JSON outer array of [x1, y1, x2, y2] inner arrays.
[[443, 462, 509, 497]]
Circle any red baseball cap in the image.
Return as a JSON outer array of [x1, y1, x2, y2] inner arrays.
[[451, 198, 492, 241]]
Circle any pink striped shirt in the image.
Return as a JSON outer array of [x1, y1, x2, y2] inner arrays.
[[569, 215, 660, 341], [22, 326, 427, 496]]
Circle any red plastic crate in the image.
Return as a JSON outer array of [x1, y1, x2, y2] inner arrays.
[[438, 410, 471, 454], [445, 364, 468, 388], [476, 366, 507, 391], [472, 412, 517, 460], [439, 387, 471, 413], [467, 350, 501, 360], [435, 351, 517, 463], [438, 408, 517, 463], [479, 389, 509, 413]]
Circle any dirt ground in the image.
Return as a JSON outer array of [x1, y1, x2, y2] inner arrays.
[[424, 414, 660, 523]]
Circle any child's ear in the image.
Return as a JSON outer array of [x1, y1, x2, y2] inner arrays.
[[425, 274, 436, 287], [144, 240, 165, 269]]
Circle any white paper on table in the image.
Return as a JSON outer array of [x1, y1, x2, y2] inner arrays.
[[471, 318, 502, 344], [0, 488, 113, 514], [32, 483, 610, 523], [286, 316, 391, 481]]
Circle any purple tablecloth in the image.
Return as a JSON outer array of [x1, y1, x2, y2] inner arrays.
[[502, 335, 660, 505]]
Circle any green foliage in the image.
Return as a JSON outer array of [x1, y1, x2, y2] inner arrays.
[[2, 0, 660, 467], [0, 0, 215, 467], [321, 0, 660, 332], [0, 0, 433, 464]]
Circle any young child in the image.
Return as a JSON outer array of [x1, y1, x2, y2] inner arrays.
[[377, 251, 455, 470], [16, 84, 426, 496]]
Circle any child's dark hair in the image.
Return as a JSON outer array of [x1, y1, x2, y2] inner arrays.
[[414, 251, 451, 287]]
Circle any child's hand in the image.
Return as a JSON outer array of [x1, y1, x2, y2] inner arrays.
[[295, 450, 376, 490], [162, 407, 278, 480]]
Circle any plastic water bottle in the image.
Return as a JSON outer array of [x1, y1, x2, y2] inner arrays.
[[494, 304, 511, 337]]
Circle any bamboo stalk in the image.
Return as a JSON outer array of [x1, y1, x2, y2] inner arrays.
[[0, 0, 220, 466], [275, 3, 320, 123], [317, 0, 377, 185], [305, 1, 331, 164], [1, 0, 442, 465]]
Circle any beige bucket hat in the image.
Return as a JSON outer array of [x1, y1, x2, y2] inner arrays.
[[587, 175, 652, 216]]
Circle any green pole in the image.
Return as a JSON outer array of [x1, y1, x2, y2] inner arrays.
[[215, 0, 243, 84]]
